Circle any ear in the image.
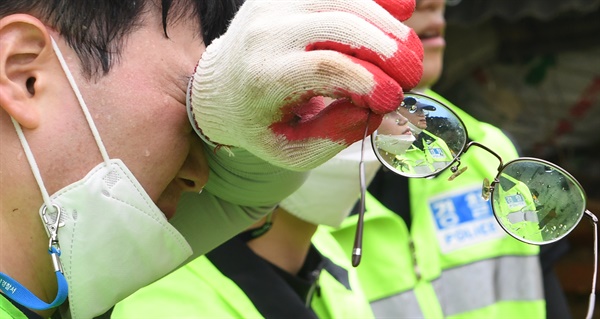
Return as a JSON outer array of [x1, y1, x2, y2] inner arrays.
[[0, 14, 54, 129]]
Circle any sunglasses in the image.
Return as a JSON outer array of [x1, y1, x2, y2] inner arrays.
[[354, 92, 598, 319]]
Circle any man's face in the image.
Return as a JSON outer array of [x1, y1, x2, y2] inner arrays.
[[404, 0, 446, 89], [67, 10, 209, 219], [397, 105, 428, 130], [380, 110, 413, 136]]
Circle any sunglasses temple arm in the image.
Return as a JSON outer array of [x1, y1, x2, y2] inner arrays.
[[352, 159, 366, 267], [584, 209, 598, 319], [464, 141, 504, 172], [352, 115, 371, 268]]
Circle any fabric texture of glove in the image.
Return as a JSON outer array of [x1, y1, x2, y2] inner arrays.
[[188, 0, 423, 171]]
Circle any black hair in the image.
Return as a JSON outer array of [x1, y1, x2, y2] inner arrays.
[[0, 0, 244, 77]]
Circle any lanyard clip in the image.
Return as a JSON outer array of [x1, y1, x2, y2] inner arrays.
[[42, 204, 64, 273]]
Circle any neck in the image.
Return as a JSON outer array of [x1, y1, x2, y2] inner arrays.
[[0, 140, 58, 318], [1, 207, 59, 318], [247, 209, 317, 275]]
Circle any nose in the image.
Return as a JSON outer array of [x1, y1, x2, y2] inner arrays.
[[396, 115, 408, 126], [177, 137, 209, 193], [433, 10, 446, 34], [421, 2, 447, 34]]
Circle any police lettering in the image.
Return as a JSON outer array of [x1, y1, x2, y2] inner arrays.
[[444, 221, 498, 244]]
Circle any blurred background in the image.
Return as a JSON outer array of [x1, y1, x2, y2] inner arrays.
[[433, 0, 600, 317]]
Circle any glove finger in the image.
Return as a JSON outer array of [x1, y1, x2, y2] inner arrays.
[[269, 10, 423, 92], [269, 0, 423, 55], [373, 0, 416, 22], [270, 97, 384, 147], [255, 0, 415, 25], [266, 50, 408, 146], [226, 1, 423, 92], [268, 49, 404, 114]]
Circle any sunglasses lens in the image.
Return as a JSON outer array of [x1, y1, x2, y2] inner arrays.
[[491, 159, 586, 244], [372, 92, 467, 178]]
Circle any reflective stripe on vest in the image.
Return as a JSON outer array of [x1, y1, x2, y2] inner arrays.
[[439, 254, 542, 315], [370, 286, 424, 318], [370, 254, 543, 317]]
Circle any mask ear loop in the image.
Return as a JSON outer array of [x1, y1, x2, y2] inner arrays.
[[10, 117, 54, 214], [4, 118, 69, 310], [50, 38, 111, 166], [0, 38, 92, 312], [0, 37, 113, 311], [10, 37, 111, 219], [352, 114, 371, 267]]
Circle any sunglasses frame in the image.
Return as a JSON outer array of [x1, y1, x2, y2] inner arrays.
[[363, 91, 598, 319]]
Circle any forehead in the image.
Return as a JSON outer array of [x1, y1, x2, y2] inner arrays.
[[89, 7, 206, 103], [126, 5, 204, 58]]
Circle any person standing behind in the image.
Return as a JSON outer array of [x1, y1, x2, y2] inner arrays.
[[330, 0, 572, 318]]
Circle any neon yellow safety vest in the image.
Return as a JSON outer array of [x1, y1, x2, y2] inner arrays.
[[420, 130, 455, 171], [495, 173, 544, 242], [112, 228, 374, 319], [1, 294, 28, 319], [402, 130, 455, 175], [330, 91, 545, 318], [311, 229, 375, 319]]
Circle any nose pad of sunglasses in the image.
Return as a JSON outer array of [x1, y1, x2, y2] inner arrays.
[[448, 164, 468, 181], [481, 178, 492, 201]]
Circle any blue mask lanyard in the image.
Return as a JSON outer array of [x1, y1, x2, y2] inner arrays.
[[0, 204, 68, 310]]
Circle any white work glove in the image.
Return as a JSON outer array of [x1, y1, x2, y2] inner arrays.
[[188, 0, 423, 171]]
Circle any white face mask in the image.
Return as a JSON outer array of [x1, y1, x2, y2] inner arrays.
[[281, 139, 381, 228], [10, 38, 192, 319], [408, 121, 423, 135], [376, 133, 416, 156]]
